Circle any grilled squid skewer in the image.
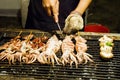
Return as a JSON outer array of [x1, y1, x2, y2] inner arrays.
[[61, 35, 78, 68], [37, 35, 62, 66], [74, 35, 93, 64]]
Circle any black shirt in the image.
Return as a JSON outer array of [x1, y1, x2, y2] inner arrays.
[[25, 0, 80, 32]]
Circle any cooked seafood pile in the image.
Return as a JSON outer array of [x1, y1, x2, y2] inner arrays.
[[0, 34, 93, 67]]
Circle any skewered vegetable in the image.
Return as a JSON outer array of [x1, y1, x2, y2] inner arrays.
[[99, 35, 114, 59]]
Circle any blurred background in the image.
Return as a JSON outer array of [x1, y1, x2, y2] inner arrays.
[[0, 0, 120, 33]]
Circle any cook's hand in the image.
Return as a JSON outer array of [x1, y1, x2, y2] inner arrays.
[[42, 0, 59, 22], [63, 11, 84, 34]]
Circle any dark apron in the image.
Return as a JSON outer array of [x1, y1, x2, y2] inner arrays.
[[25, 0, 80, 32]]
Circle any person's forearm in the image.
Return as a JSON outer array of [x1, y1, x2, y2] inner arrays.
[[74, 0, 92, 15]]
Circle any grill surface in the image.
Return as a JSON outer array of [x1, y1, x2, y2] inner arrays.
[[0, 29, 120, 80]]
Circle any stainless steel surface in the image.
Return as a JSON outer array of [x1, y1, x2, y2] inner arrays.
[[0, 28, 120, 40]]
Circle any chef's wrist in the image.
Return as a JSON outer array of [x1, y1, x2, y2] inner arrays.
[[70, 10, 82, 16]]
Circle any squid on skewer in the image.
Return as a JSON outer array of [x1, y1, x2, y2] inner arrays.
[[74, 35, 93, 64], [61, 35, 78, 68], [37, 35, 62, 66]]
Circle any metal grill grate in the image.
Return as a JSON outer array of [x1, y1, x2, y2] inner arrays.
[[0, 31, 120, 80]]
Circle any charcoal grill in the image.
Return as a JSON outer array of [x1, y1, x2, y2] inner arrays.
[[0, 28, 120, 80]]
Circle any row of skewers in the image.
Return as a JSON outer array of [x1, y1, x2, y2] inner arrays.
[[0, 33, 93, 68]]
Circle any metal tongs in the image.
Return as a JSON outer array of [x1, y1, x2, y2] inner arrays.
[[56, 22, 63, 34], [55, 22, 65, 39]]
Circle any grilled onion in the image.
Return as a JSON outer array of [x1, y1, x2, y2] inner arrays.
[[100, 52, 113, 59]]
